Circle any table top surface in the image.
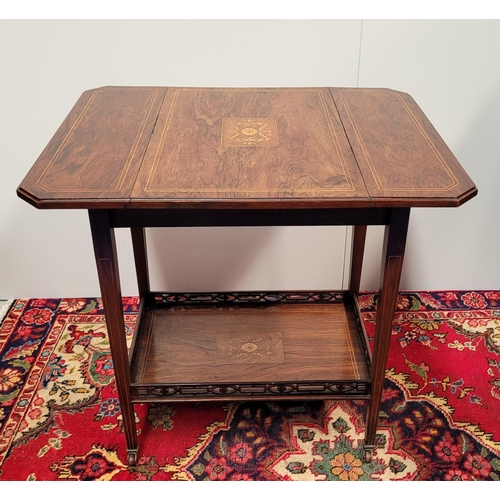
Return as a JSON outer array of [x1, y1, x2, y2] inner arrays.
[[17, 86, 477, 210]]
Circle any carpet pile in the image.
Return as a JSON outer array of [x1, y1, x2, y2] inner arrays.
[[0, 291, 499, 480]]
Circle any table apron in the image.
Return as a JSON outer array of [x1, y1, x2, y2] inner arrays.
[[108, 207, 392, 228]]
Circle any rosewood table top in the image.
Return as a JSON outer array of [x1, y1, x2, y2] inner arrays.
[[17, 86, 477, 210]]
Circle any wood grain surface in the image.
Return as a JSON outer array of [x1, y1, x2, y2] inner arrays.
[[17, 87, 166, 208], [131, 87, 368, 203], [17, 86, 477, 209], [330, 88, 477, 206], [131, 303, 369, 385]]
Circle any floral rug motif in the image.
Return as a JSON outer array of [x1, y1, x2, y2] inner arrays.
[[0, 292, 500, 480], [269, 401, 419, 481]]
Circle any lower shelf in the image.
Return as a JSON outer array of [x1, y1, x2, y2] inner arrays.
[[129, 292, 371, 402]]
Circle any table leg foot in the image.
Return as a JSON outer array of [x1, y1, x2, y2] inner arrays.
[[363, 444, 375, 463], [127, 448, 139, 467]]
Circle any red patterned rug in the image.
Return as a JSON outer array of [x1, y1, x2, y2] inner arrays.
[[1, 292, 500, 481]]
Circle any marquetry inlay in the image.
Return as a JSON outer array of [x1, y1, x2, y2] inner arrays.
[[216, 332, 284, 364], [221, 118, 279, 147]]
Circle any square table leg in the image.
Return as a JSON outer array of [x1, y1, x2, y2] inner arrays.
[[88, 209, 139, 466], [363, 208, 410, 461], [131, 227, 150, 299], [349, 225, 368, 298]]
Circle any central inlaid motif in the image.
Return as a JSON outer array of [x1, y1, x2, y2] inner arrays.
[[221, 118, 279, 147], [216, 332, 284, 365]]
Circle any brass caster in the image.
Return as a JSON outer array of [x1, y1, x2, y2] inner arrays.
[[127, 449, 138, 467], [364, 447, 374, 463]]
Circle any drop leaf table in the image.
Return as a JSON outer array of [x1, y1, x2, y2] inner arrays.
[[17, 87, 477, 465]]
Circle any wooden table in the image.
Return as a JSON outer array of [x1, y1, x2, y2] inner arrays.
[[17, 87, 477, 465]]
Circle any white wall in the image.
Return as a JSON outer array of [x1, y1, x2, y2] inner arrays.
[[0, 20, 498, 299]]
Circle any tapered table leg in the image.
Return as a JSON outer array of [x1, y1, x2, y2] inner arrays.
[[349, 225, 367, 298], [89, 210, 139, 466], [364, 208, 410, 462], [131, 227, 150, 299]]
